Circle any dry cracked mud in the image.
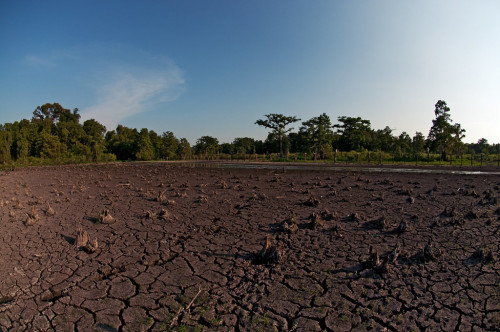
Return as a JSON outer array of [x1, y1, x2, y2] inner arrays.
[[0, 162, 499, 331]]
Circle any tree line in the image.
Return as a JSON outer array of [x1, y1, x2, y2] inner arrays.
[[0, 100, 498, 165]]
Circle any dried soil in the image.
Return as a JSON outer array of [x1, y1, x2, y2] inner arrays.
[[1, 163, 499, 331]]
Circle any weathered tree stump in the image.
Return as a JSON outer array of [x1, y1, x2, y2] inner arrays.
[[98, 209, 114, 224], [46, 203, 55, 216], [253, 236, 282, 265]]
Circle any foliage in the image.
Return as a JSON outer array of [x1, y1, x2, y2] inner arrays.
[[412, 132, 426, 154], [136, 128, 155, 161], [160, 131, 179, 160], [255, 113, 300, 156], [0, 100, 496, 167], [299, 113, 334, 159], [233, 137, 256, 154], [372, 126, 394, 152], [333, 116, 373, 151], [426, 100, 466, 160], [178, 138, 191, 160], [194, 136, 219, 156]]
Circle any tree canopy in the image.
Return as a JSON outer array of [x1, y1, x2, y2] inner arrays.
[[299, 113, 334, 159], [1, 100, 494, 166], [333, 116, 373, 151], [255, 113, 300, 156], [426, 100, 465, 160]]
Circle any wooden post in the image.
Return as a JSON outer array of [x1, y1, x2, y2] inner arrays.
[[481, 154, 483, 166], [334, 149, 337, 163]]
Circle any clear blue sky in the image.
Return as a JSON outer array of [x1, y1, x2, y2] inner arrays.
[[1, 1, 499, 144]]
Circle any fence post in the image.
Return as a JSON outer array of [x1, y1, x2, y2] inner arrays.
[[481, 154, 483, 166], [368, 152, 370, 164], [379, 151, 382, 165], [334, 149, 337, 163]]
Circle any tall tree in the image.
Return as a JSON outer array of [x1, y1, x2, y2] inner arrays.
[[194, 136, 219, 156], [333, 116, 372, 151], [427, 100, 465, 160], [255, 113, 300, 156], [136, 128, 155, 161], [83, 119, 107, 161], [451, 123, 466, 158], [233, 137, 255, 154], [0, 124, 13, 163], [106, 125, 139, 160], [372, 126, 394, 152], [474, 138, 489, 154], [395, 132, 411, 156], [178, 138, 191, 160], [299, 113, 334, 159], [412, 132, 426, 155], [160, 131, 179, 160]]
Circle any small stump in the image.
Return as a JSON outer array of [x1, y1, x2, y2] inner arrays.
[[253, 236, 282, 265], [98, 209, 114, 224]]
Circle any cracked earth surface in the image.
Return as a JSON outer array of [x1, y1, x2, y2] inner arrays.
[[0, 163, 499, 331]]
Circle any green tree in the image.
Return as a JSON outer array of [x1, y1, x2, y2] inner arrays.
[[427, 100, 465, 161], [233, 137, 256, 154], [394, 132, 411, 157], [136, 128, 155, 161], [474, 138, 489, 154], [451, 123, 466, 158], [10, 120, 31, 162], [148, 130, 163, 160], [0, 124, 13, 163], [255, 113, 300, 156], [220, 143, 234, 155], [39, 132, 62, 159], [33, 103, 80, 123], [333, 116, 372, 151], [194, 136, 219, 156], [106, 125, 139, 160], [264, 132, 290, 156], [160, 131, 179, 160], [299, 113, 334, 159], [83, 119, 107, 161], [178, 138, 191, 160], [372, 126, 394, 152], [412, 132, 426, 155]]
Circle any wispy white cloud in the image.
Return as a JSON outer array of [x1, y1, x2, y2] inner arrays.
[[24, 55, 57, 67], [81, 65, 185, 131], [23, 42, 186, 130]]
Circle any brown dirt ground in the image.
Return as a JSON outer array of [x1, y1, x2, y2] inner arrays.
[[0, 162, 499, 331]]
